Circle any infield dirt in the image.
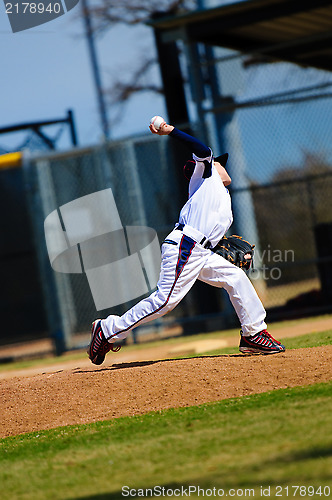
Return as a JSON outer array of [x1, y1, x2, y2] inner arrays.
[[1, 345, 331, 438]]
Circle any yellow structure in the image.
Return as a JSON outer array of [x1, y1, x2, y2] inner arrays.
[[0, 152, 22, 170]]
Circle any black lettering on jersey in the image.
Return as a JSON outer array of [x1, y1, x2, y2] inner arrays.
[[202, 159, 212, 178]]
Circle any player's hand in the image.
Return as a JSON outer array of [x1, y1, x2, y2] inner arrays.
[[149, 123, 174, 135]]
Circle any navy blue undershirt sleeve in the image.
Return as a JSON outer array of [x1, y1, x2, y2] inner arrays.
[[169, 128, 211, 158]]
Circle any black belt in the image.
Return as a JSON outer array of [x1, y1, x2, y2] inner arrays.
[[176, 224, 212, 249]]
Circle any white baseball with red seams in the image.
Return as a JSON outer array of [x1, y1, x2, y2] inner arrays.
[[150, 115, 164, 130]]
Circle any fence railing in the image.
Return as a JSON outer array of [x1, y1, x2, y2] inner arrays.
[[21, 135, 332, 353]]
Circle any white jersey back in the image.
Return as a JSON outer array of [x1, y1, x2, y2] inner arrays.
[[178, 151, 233, 247]]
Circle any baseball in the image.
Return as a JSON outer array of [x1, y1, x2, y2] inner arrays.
[[150, 115, 165, 130]]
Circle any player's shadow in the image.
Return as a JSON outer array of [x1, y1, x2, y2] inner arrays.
[[74, 353, 244, 374], [110, 354, 244, 370], [110, 359, 160, 369]]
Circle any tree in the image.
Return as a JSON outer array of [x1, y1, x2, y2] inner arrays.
[[84, 0, 194, 30], [81, 0, 196, 123]]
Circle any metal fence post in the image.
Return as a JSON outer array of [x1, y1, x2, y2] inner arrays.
[[22, 153, 70, 355]]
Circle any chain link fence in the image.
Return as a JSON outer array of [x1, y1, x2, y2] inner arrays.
[[205, 57, 332, 316], [236, 171, 332, 313], [16, 59, 332, 353], [23, 135, 185, 352]]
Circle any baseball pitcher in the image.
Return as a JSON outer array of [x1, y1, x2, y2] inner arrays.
[[88, 120, 285, 364]]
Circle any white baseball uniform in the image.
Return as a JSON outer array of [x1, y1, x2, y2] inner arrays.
[[101, 129, 267, 342]]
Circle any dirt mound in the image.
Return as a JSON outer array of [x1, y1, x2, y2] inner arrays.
[[1, 346, 331, 438]]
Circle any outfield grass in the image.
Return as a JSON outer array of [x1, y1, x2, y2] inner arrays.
[[197, 329, 332, 357], [0, 383, 331, 500], [1, 318, 331, 374]]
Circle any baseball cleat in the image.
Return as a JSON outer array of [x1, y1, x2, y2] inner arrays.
[[87, 319, 121, 365], [239, 330, 285, 355]]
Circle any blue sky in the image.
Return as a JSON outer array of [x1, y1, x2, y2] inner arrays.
[[1, 1, 332, 182], [0, 2, 165, 151]]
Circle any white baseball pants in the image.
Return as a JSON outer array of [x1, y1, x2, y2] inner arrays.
[[101, 229, 267, 342]]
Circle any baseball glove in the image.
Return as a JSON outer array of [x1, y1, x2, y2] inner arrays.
[[213, 235, 255, 270]]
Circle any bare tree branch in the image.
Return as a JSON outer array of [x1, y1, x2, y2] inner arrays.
[[106, 57, 164, 104], [85, 0, 195, 33], [80, 0, 196, 126]]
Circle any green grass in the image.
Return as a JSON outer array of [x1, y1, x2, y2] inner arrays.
[[1, 316, 331, 374], [197, 329, 332, 357], [283, 329, 332, 349], [0, 350, 86, 373], [1, 383, 331, 500]]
